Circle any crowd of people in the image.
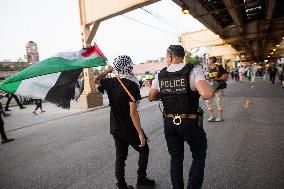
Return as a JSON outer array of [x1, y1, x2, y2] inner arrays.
[[230, 63, 283, 86]]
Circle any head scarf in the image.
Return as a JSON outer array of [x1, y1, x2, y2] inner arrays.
[[112, 55, 139, 86]]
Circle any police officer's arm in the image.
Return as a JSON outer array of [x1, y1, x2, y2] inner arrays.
[[129, 102, 145, 147], [148, 89, 160, 102], [94, 66, 113, 85], [148, 76, 160, 101], [195, 80, 214, 100]]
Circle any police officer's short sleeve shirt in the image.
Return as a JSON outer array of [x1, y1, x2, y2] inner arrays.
[[151, 63, 205, 91]]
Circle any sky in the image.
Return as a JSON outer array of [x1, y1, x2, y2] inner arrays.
[[0, 0, 205, 64]]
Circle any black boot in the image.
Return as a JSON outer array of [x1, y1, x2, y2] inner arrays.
[[1, 138, 14, 144], [136, 177, 156, 188], [116, 183, 133, 189]]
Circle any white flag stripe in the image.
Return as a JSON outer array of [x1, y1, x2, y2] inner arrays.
[[15, 72, 61, 99], [53, 50, 83, 60]]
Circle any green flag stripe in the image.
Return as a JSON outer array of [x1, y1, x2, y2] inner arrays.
[[0, 80, 21, 94], [0, 54, 106, 85]]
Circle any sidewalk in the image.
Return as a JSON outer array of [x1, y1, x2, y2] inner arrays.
[[4, 87, 151, 132]]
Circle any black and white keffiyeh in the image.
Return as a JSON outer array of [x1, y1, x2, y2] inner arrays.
[[112, 55, 139, 86], [113, 55, 133, 75]]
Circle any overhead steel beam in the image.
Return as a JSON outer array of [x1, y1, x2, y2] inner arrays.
[[266, 0, 276, 20], [223, 0, 254, 59], [172, 0, 223, 35], [262, 0, 276, 60], [192, 0, 259, 19], [223, 0, 242, 27]]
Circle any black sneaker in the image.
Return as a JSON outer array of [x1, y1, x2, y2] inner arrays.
[[116, 183, 133, 189], [20, 106, 26, 109], [1, 138, 15, 144], [136, 177, 155, 188], [4, 109, 11, 111]]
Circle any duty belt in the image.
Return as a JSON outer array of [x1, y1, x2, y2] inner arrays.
[[164, 114, 197, 126]]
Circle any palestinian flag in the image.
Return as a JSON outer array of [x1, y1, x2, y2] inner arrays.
[[0, 43, 107, 108]]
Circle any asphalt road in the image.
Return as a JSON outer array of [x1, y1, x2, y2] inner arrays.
[[0, 78, 283, 189]]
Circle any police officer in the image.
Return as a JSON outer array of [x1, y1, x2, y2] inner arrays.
[[148, 45, 213, 189]]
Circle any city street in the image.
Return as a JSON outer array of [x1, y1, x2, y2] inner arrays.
[[0, 78, 283, 189]]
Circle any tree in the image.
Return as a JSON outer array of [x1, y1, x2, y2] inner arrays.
[[185, 52, 201, 65]]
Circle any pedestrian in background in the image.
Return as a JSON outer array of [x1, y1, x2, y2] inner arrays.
[[263, 65, 270, 80], [230, 68, 234, 80], [269, 64, 277, 84], [32, 99, 45, 115], [246, 67, 252, 81], [95, 55, 155, 189], [206, 57, 228, 122], [149, 45, 213, 189], [74, 79, 81, 101], [4, 93, 26, 111], [137, 74, 143, 88], [0, 92, 11, 117], [279, 64, 284, 88], [251, 63, 258, 82], [239, 65, 246, 82], [234, 67, 240, 82], [0, 101, 14, 144]]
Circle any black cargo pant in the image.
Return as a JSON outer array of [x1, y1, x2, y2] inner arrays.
[[5, 94, 23, 110], [113, 133, 149, 186], [270, 75, 276, 84], [164, 118, 207, 189], [35, 99, 43, 111], [0, 113, 7, 140]]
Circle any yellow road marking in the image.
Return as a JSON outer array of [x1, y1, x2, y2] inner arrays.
[[244, 99, 250, 109]]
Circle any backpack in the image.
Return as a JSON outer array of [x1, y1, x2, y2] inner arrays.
[[216, 66, 227, 90]]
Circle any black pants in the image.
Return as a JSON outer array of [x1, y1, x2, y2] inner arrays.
[[113, 133, 149, 186], [164, 118, 207, 189], [35, 99, 42, 111], [270, 75, 276, 84], [234, 74, 239, 82], [0, 113, 7, 140], [5, 94, 23, 110]]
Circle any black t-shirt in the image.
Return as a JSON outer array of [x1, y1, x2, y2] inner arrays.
[[100, 78, 141, 138], [208, 65, 227, 80], [269, 67, 277, 76], [208, 65, 227, 89]]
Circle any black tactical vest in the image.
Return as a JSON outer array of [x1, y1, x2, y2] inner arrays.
[[158, 64, 200, 114]]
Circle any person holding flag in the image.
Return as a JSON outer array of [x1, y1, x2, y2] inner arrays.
[[95, 55, 155, 189]]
